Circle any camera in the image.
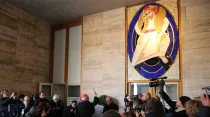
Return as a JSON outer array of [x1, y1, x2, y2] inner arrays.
[[149, 77, 167, 87], [201, 86, 210, 98], [134, 105, 144, 112], [131, 95, 138, 101]]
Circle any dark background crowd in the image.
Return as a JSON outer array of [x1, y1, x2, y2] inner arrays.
[[0, 88, 210, 117]]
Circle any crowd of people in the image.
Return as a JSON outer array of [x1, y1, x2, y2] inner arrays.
[[0, 88, 210, 117]]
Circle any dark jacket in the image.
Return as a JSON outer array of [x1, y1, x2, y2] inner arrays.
[[63, 106, 76, 117], [76, 96, 99, 117], [102, 103, 119, 113], [48, 100, 65, 117], [0, 97, 16, 106], [170, 110, 188, 117], [145, 112, 162, 117], [77, 101, 94, 117], [199, 106, 210, 117]]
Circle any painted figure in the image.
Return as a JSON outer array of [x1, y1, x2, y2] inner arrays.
[[132, 5, 170, 67]]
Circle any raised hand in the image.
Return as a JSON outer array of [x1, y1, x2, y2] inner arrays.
[[201, 93, 210, 107], [93, 88, 97, 96]]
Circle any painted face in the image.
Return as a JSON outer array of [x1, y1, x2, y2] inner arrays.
[[143, 9, 155, 20]]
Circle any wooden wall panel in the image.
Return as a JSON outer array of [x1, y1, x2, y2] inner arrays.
[[181, 0, 210, 98], [82, 8, 125, 108], [0, 2, 51, 95]]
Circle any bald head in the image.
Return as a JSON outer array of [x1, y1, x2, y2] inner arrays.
[[141, 92, 151, 101]]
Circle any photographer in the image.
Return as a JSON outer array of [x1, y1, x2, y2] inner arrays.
[[136, 98, 164, 117], [160, 89, 191, 117], [141, 92, 151, 102]]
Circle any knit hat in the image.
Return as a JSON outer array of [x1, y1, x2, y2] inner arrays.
[[179, 96, 191, 107]]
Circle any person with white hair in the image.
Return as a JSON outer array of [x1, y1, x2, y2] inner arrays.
[[48, 94, 65, 117], [102, 96, 119, 113], [21, 96, 33, 116]]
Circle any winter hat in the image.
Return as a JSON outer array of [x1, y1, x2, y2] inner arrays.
[[179, 96, 191, 107]]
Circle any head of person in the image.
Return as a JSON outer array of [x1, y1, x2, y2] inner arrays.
[[102, 110, 121, 117], [138, 94, 142, 100], [145, 98, 163, 117], [81, 94, 89, 102], [185, 100, 202, 117], [106, 96, 113, 105], [52, 94, 59, 103], [2, 89, 9, 98], [19, 94, 25, 102], [71, 100, 77, 109], [30, 93, 39, 105], [132, 99, 141, 109], [23, 96, 30, 107], [39, 91, 45, 99], [37, 102, 48, 113], [141, 92, 151, 101], [176, 96, 191, 108], [142, 5, 157, 20]]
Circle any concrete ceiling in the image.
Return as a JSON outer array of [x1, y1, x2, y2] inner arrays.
[[7, 0, 156, 25]]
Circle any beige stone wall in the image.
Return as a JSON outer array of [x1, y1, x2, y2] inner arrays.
[[181, 0, 210, 98], [0, 2, 51, 95], [82, 8, 125, 107]]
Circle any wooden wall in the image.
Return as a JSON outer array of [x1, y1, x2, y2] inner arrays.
[[181, 0, 210, 98], [0, 2, 51, 95], [82, 8, 125, 107]]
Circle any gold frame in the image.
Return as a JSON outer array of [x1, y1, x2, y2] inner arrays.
[[125, 0, 183, 97]]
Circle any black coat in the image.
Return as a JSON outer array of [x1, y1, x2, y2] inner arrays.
[[48, 100, 65, 117], [0, 97, 16, 106], [102, 103, 119, 113], [169, 110, 188, 117], [63, 106, 76, 117], [76, 101, 95, 117], [76, 96, 99, 117]]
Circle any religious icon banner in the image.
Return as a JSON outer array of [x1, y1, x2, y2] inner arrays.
[[127, 0, 180, 80]]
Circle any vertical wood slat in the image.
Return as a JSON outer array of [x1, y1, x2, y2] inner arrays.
[[125, 7, 128, 95], [81, 21, 83, 97], [64, 28, 69, 103], [178, 0, 183, 96], [49, 31, 55, 83]]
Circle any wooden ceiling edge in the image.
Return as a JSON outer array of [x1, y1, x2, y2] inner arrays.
[[52, 19, 83, 30]]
